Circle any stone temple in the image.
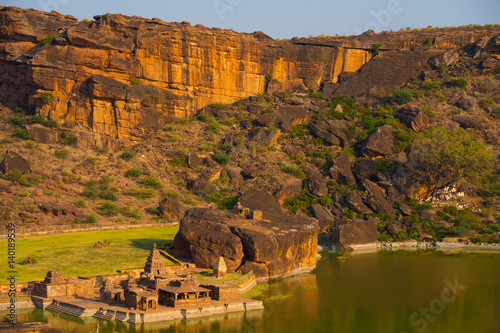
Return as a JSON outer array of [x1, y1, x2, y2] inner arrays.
[[30, 245, 262, 324]]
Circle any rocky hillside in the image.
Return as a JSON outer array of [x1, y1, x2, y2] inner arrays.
[[0, 7, 499, 246]]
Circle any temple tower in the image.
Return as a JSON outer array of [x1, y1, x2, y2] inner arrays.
[[144, 243, 167, 276]]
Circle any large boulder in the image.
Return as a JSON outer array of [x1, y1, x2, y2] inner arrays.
[[187, 152, 201, 169], [451, 114, 481, 129], [345, 192, 372, 215], [274, 179, 303, 205], [0, 151, 31, 175], [455, 96, 478, 112], [429, 50, 460, 69], [355, 159, 378, 180], [187, 178, 217, 195], [309, 121, 340, 146], [363, 180, 396, 215], [254, 105, 312, 131], [311, 204, 336, 232], [308, 173, 329, 197], [362, 125, 395, 157], [158, 197, 186, 221], [329, 153, 356, 186], [174, 190, 319, 278], [250, 128, 282, 148], [331, 219, 378, 246], [387, 224, 403, 237], [227, 167, 244, 184], [0, 179, 12, 194], [396, 105, 429, 132]]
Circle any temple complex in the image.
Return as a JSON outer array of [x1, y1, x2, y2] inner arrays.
[[30, 245, 263, 323]]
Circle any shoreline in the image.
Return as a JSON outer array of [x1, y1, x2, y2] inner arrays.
[[330, 240, 500, 252]]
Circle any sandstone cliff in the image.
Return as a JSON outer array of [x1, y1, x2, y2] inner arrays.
[[1, 6, 498, 149]]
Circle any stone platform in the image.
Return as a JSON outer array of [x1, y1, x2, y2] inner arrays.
[[39, 296, 263, 324]]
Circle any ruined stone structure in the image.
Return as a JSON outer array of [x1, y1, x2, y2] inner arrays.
[[1, 6, 497, 150], [99, 279, 124, 304], [124, 287, 158, 311], [202, 284, 241, 302], [213, 257, 227, 279], [33, 270, 94, 298]]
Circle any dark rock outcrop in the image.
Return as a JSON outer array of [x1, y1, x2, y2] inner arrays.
[[331, 219, 378, 246], [37, 201, 83, 220], [309, 121, 340, 146], [255, 106, 312, 131], [399, 203, 413, 215], [0, 179, 12, 194], [308, 173, 329, 197], [0, 151, 31, 175], [429, 50, 460, 69], [158, 197, 186, 221], [356, 159, 378, 180], [188, 153, 201, 169], [345, 192, 372, 215], [174, 190, 319, 278], [187, 178, 217, 195], [363, 180, 397, 215], [455, 95, 479, 112], [362, 125, 395, 157], [387, 224, 403, 237], [311, 204, 336, 232], [275, 179, 303, 205], [330, 153, 356, 186], [420, 209, 437, 221], [451, 114, 482, 129], [396, 105, 429, 132]]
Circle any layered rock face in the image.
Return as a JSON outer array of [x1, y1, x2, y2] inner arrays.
[[174, 190, 319, 278], [1, 6, 498, 149]]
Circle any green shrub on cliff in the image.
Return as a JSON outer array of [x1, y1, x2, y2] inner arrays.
[[131, 77, 142, 86], [13, 128, 29, 140], [451, 77, 468, 88], [39, 92, 54, 105], [54, 148, 70, 159], [393, 89, 414, 105], [41, 36, 56, 46], [125, 167, 143, 178], [214, 152, 231, 165]]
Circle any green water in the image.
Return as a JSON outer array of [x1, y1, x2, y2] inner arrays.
[[4, 249, 500, 333]]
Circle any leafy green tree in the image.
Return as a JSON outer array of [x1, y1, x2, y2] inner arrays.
[[408, 126, 494, 198]]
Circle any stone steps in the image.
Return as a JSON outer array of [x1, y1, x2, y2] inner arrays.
[[45, 303, 84, 317], [92, 312, 114, 321]]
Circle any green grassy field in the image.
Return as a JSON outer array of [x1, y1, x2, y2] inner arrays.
[[0, 226, 179, 284]]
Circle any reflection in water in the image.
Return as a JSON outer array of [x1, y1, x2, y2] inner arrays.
[[4, 249, 500, 333], [7, 307, 265, 333]]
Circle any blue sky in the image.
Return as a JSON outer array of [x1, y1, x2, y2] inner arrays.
[[4, 0, 500, 39]]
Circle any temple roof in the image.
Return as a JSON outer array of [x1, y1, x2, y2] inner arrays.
[[159, 283, 211, 294]]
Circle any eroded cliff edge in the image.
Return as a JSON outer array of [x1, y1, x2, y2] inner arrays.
[[1, 6, 498, 149]]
